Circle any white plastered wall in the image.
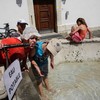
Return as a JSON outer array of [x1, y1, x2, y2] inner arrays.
[[56, 0, 100, 33], [0, 0, 33, 30], [0, 0, 100, 33]]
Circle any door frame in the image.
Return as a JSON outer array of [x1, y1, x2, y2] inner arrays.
[[33, 0, 57, 33]]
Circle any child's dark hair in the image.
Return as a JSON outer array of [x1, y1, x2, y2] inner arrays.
[[76, 18, 88, 27]]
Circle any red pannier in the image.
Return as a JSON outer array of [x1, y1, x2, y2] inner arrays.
[[0, 38, 25, 65]]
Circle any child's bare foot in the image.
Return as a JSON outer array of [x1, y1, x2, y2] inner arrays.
[[39, 94, 49, 100], [22, 67, 29, 72], [66, 36, 71, 41], [47, 88, 56, 95]]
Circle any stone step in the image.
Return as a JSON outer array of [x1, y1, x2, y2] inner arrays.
[[41, 32, 64, 41]]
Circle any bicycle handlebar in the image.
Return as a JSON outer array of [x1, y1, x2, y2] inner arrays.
[[0, 43, 30, 50], [4, 23, 9, 26]]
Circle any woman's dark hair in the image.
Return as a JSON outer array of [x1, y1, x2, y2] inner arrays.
[[76, 18, 88, 27]]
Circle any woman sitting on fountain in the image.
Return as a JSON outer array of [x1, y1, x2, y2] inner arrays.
[[66, 18, 92, 42]]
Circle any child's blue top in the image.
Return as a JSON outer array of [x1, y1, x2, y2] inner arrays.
[[32, 41, 48, 67]]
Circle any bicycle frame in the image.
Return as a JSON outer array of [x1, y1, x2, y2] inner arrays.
[[0, 23, 17, 38]]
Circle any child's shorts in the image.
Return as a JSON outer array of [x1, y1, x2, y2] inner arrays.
[[32, 63, 48, 83], [72, 32, 82, 42]]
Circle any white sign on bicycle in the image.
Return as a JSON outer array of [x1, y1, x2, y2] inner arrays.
[[3, 59, 22, 100]]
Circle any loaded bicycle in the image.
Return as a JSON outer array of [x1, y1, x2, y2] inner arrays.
[[0, 23, 17, 39], [0, 38, 29, 100]]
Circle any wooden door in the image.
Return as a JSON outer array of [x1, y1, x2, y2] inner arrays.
[[33, 0, 56, 33]]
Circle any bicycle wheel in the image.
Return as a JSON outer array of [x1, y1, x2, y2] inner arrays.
[[7, 29, 17, 37], [9, 29, 17, 33]]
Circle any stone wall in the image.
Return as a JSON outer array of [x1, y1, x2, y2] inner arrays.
[[54, 38, 100, 65]]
